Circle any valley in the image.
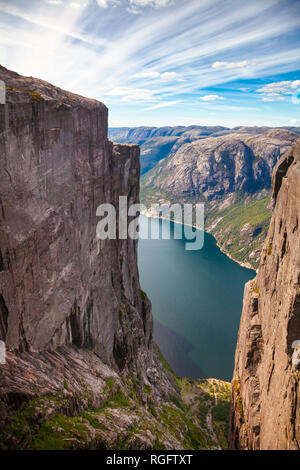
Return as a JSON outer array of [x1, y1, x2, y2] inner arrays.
[[1, 64, 299, 451], [110, 126, 300, 269]]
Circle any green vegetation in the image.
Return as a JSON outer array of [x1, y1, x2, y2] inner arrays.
[[159, 403, 208, 449], [104, 377, 116, 393], [139, 289, 147, 300], [180, 378, 231, 449], [208, 197, 271, 233], [237, 397, 244, 418], [108, 389, 131, 408], [7, 86, 44, 102], [153, 435, 165, 450], [233, 379, 244, 420], [140, 184, 170, 208], [206, 196, 271, 269], [2, 348, 231, 451], [31, 413, 92, 450], [23, 90, 44, 102]]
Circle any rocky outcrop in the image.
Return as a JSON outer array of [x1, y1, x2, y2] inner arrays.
[[0, 66, 231, 450], [229, 141, 300, 449]]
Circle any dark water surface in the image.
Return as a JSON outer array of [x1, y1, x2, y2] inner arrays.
[[138, 216, 255, 381]]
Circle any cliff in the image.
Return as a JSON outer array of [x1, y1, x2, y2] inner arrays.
[[0, 66, 230, 450], [229, 141, 300, 449], [0, 64, 153, 371]]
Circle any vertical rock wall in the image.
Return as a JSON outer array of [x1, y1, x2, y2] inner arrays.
[[0, 65, 152, 374], [230, 141, 300, 449]]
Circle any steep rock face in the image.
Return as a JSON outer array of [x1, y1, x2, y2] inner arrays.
[[0, 65, 152, 373], [229, 141, 300, 449], [0, 65, 167, 448], [0, 67, 231, 450]]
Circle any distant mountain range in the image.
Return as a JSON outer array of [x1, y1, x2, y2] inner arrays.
[[109, 126, 229, 174], [109, 126, 300, 269]]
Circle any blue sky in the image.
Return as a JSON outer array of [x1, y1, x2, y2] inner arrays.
[[1, 0, 300, 127]]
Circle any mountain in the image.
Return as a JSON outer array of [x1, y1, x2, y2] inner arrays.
[[230, 140, 300, 449], [0, 66, 229, 450], [109, 126, 229, 174], [140, 129, 299, 269], [109, 126, 300, 177]]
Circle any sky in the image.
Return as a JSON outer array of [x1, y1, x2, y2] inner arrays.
[[0, 0, 300, 127]]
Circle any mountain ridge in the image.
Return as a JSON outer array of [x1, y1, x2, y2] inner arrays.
[[139, 128, 299, 269]]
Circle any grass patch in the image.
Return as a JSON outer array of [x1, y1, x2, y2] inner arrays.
[[233, 379, 244, 419], [206, 197, 271, 269], [139, 289, 146, 300], [24, 90, 44, 102], [30, 413, 90, 450]]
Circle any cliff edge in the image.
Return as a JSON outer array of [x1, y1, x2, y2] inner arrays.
[[0, 66, 230, 450], [0, 64, 153, 372], [229, 140, 300, 449]]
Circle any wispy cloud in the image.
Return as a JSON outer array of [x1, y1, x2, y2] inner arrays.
[[105, 86, 158, 101], [212, 60, 248, 69], [199, 95, 225, 101], [257, 80, 300, 95], [1, 0, 300, 126], [257, 79, 300, 102], [129, 0, 173, 8], [95, 0, 173, 10], [134, 70, 178, 80], [45, 0, 63, 4], [261, 95, 286, 102], [145, 100, 181, 110]]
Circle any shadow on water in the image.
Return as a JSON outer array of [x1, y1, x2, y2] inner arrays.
[[154, 319, 206, 378]]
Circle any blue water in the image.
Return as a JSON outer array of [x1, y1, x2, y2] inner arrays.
[[138, 216, 255, 381]]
